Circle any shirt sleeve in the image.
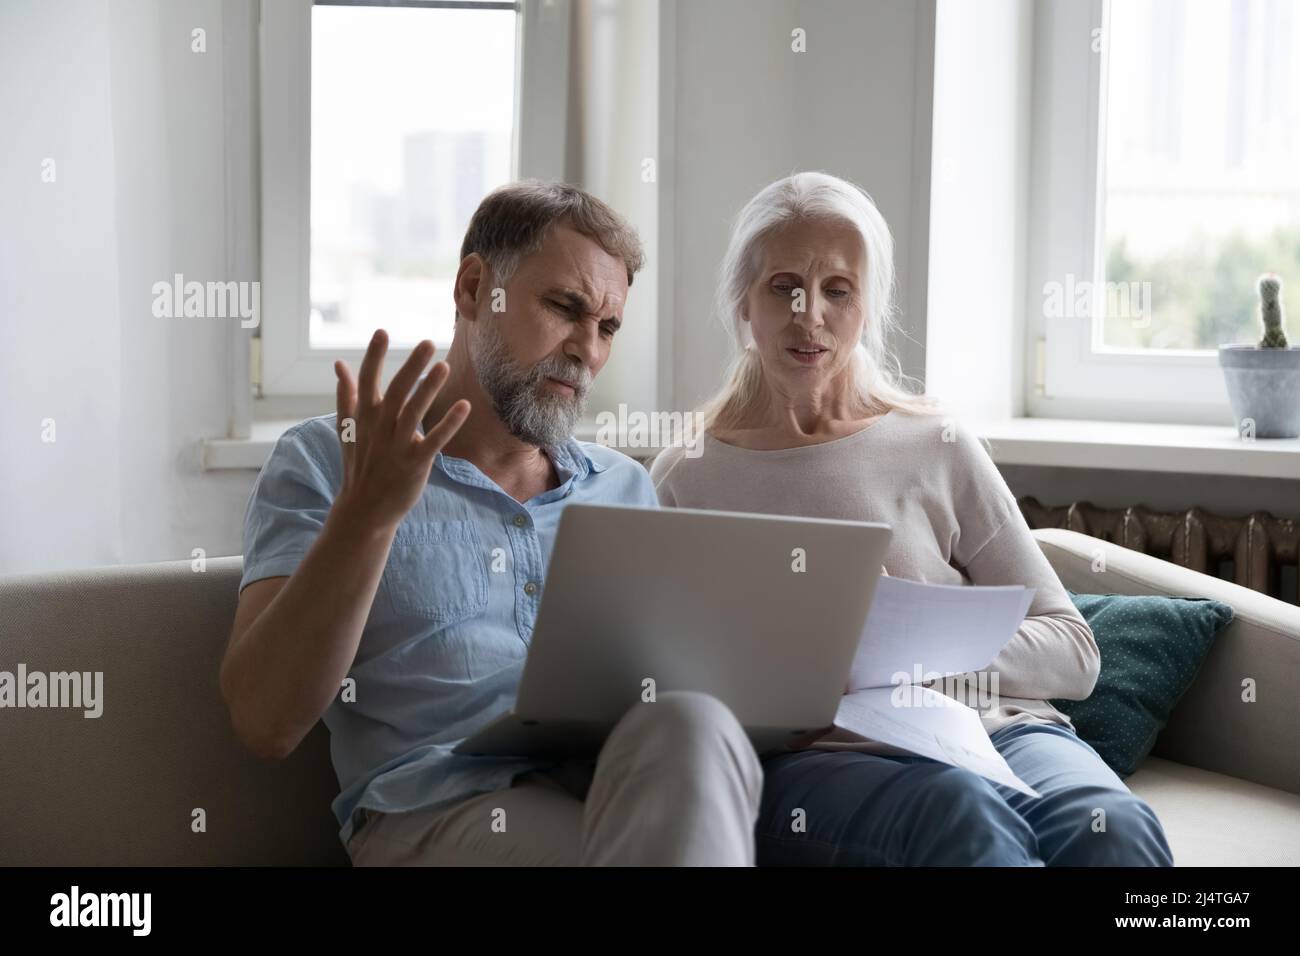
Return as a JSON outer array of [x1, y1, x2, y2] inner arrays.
[[950, 426, 1101, 701], [238, 422, 340, 593]]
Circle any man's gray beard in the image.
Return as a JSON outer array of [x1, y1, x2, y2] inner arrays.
[[471, 317, 591, 447]]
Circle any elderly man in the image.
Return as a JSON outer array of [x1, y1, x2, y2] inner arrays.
[[219, 182, 761, 866]]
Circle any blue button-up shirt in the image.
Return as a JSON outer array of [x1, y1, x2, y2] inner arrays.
[[238, 413, 659, 846]]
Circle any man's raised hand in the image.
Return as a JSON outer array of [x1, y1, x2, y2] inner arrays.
[[333, 329, 470, 531]]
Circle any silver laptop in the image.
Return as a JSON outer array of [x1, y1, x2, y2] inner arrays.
[[454, 503, 891, 758]]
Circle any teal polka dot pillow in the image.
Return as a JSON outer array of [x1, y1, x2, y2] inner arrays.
[[1050, 592, 1234, 779]]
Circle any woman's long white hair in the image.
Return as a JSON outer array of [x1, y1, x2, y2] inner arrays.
[[696, 171, 939, 431]]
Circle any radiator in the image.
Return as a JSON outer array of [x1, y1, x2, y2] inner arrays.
[[1018, 498, 1300, 606]]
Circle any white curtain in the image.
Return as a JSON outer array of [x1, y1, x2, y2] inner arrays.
[[567, 0, 663, 427]]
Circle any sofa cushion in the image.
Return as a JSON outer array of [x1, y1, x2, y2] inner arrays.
[[1051, 592, 1233, 778], [1126, 756, 1300, 866]]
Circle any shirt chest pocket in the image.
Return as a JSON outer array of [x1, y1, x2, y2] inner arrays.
[[380, 520, 490, 627]]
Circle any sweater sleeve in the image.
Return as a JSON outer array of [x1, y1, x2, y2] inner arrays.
[[950, 429, 1101, 701], [962, 517, 1101, 700], [647, 445, 685, 507]]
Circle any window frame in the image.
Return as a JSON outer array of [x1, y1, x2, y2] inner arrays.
[[1026, 0, 1236, 425], [256, 0, 568, 397]]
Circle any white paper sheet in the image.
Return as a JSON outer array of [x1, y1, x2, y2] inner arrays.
[[828, 576, 1041, 797], [832, 686, 1041, 797], [849, 575, 1037, 691]]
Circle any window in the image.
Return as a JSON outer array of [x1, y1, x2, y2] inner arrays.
[[310, 1, 517, 352], [1029, 0, 1300, 424], [259, 0, 570, 397], [1099, 0, 1300, 352]]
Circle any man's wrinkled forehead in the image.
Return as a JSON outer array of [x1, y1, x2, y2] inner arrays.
[[519, 228, 628, 317], [545, 283, 626, 323]]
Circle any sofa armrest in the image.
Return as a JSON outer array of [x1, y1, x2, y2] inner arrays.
[[0, 557, 346, 865], [1032, 528, 1300, 795]]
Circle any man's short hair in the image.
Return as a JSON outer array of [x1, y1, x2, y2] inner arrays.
[[459, 180, 645, 289]]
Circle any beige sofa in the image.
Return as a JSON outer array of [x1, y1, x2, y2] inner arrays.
[[1, 528, 1296, 866]]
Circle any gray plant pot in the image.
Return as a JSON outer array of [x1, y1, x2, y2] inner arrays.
[[1217, 345, 1300, 438]]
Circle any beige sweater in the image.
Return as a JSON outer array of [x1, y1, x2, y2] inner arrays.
[[648, 410, 1101, 736]]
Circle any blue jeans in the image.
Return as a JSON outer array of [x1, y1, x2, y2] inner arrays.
[[756, 721, 1174, 866]]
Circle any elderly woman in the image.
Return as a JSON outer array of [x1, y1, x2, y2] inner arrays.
[[649, 172, 1173, 866]]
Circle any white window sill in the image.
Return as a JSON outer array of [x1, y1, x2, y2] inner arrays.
[[202, 419, 308, 471], [204, 416, 1300, 480], [972, 418, 1300, 480], [200, 418, 666, 471]]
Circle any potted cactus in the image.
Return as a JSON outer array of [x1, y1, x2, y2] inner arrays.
[[1218, 274, 1300, 439]]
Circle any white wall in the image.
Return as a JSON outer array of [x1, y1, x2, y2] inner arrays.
[[0, 0, 256, 575], [4, 0, 941, 575], [925, 0, 1032, 419], [107, 0, 254, 566], [3, 0, 1289, 578], [0, 0, 125, 573], [664, 0, 937, 411]]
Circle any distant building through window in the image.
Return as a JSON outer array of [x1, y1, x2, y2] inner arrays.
[[309, 2, 517, 351]]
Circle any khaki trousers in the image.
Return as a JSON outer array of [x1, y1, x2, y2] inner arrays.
[[347, 691, 764, 866]]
